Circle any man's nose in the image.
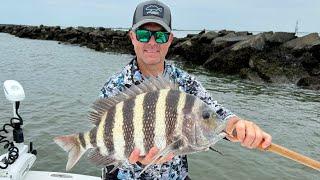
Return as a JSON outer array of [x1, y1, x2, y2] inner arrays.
[[148, 35, 157, 45]]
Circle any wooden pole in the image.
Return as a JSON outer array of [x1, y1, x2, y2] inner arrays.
[[259, 143, 320, 171], [229, 130, 320, 171]]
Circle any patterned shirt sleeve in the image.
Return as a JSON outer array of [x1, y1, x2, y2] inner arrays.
[[100, 73, 125, 98]]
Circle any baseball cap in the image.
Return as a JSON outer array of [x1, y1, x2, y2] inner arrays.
[[132, 0, 172, 32]]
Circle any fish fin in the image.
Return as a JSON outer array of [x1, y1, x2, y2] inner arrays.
[[123, 75, 179, 96], [139, 136, 186, 176], [88, 110, 103, 126], [89, 93, 128, 126], [54, 134, 86, 171], [87, 148, 118, 167], [88, 75, 178, 126], [147, 74, 179, 90]]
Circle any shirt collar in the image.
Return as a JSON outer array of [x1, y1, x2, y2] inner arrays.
[[128, 57, 169, 80]]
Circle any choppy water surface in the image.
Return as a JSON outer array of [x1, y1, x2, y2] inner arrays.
[[0, 33, 319, 179]]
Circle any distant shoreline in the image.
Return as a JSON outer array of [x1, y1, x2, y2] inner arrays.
[[1, 24, 317, 38], [1, 24, 319, 90]]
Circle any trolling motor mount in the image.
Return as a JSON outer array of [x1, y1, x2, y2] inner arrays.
[[0, 80, 37, 180]]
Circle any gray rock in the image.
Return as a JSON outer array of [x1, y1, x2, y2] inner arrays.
[[199, 31, 218, 43], [173, 39, 192, 50], [190, 34, 201, 41], [113, 30, 127, 37], [68, 37, 78, 44], [186, 34, 197, 38], [239, 68, 264, 83], [283, 33, 320, 50], [218, 29, 235, 36], [231, 32, 272, 51], [297, 76, 320, 90], [311, 67, 320, 75], [236, 31, 252, 36], [77, 26, 95, 33], [212, 35, 252, 46], [203, 48, 253, 74], [267, 32, 296, 43], [248, 55, 309, 83], [89, 30, 105, 38]]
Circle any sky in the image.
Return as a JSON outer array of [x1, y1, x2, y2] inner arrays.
[[0, 0, 319, 33]]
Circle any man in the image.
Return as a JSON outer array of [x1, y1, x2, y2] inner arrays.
[[100, 0, 272, 179]]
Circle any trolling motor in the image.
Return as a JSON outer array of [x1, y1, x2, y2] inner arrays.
[[0, 80, 37, 180]]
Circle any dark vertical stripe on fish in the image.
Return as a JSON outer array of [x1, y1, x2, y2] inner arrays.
[[90, 127, 97, 147], [123, 98, 136, 157], [143, 91, 159, 152], [78, 133, 86, 149], [183, 94, 196, 113], [165, 90, 180, 145], [104, 107, 115, 154], [182, 94, 196, 141]]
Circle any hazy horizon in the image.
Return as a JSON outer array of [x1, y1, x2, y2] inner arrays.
[[0, 0, 319, 33]]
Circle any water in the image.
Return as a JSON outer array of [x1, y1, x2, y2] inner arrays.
[[0, 33, 319, 179]]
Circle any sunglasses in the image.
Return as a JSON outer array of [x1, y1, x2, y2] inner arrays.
[[135, 29, 170, 44]]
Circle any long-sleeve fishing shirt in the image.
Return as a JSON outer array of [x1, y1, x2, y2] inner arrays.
[[100, 57, 234, 180]]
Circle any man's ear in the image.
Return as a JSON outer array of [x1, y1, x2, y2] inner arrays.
[[169, 33, 174, 41], [129, 30, 135, 43], [167, 33, 174, 46]]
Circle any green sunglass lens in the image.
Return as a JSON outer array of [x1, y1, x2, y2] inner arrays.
[[155, 32, 169, 43], [136, 30, 150, 42]]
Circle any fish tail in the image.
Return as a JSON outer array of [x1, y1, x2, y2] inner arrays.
[[54, 134, 86, 171]]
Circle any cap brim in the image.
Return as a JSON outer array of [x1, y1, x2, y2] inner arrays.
[[132, 19, 171, 32]]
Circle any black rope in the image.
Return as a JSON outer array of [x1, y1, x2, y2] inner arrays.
[[0, 102, 23, 169]]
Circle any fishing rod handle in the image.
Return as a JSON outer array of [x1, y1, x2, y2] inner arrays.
[[260, 143, 320, 171]]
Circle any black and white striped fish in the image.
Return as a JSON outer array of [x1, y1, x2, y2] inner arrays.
[[54, 76, 227, 173]]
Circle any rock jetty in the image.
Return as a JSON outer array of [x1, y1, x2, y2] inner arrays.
[[1, 24, 319, 90]]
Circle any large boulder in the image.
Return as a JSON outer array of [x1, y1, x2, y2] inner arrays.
[[297, 76, 320, 90], [231, 32, 273, 51], [218, 29, 235, 37], [300, 52, 320, 76], [266, 32, 296, 43], [15, 26, 38, 38], [239, 68, 264, 83], [236, 31, 252, 36], [203, 48, 253, 74], [248, 52, 309, 83], [171, 39, 213, 65], [212, 35, 252, 46], [77, 26, 95, 33], [0, 25, 5, 31], [283, 33, 320, 50], [198, 31, 218, 43], [172, 39, 192, 53], [185, 34, 197, 38]]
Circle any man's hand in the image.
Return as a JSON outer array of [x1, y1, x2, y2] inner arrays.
[[225, 116, 272, 149], [128, 147, 175, 165]]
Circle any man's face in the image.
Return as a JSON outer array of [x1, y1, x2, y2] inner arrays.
[[129, 23, 173, 67]]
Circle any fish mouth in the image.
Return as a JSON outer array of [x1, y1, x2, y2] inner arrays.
[[194, 123, 227, 148]]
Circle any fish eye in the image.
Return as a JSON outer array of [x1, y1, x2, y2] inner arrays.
[[202, 111, 210, 119]]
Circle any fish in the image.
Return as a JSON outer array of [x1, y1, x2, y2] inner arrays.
[[53, 76, 227, 174]]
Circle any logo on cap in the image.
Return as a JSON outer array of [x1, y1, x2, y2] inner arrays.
[[143, 4, 164, 18]]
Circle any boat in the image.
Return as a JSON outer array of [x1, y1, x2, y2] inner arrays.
[[0, 80, 101, 180]]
